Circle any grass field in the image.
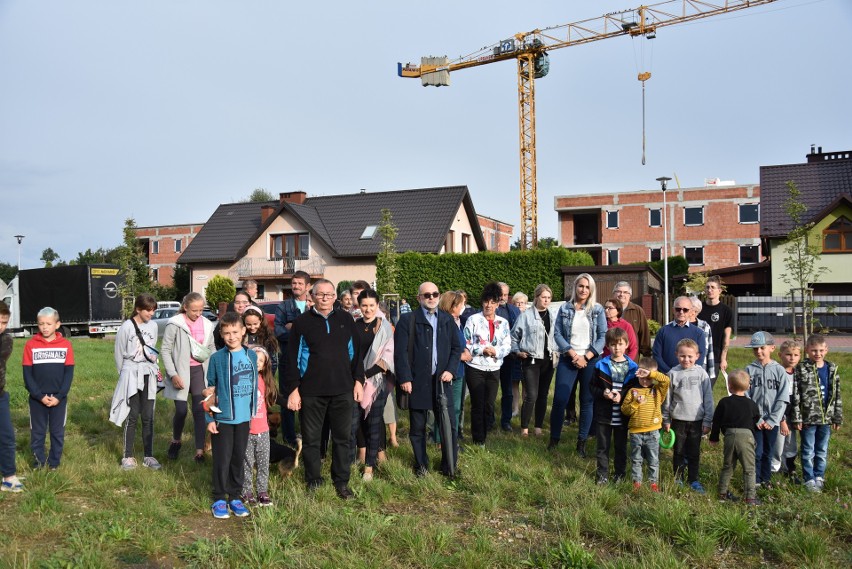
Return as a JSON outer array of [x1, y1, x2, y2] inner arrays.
[[0, 338, 850, 568]]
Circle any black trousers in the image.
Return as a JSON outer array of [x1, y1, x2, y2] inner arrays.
[[672, 419, 704, 483], [409, 378, 458, 474], [595, 421, 628, 481], [520, 358, 554, 430], [465, 366, 500, 444], [211, 421, 250, 502], [301, 392, 353, 488], [124, 374, 155, 458]]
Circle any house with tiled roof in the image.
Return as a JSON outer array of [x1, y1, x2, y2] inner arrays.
[[760, 146, 852, 295], [177, 186, 491, 299]]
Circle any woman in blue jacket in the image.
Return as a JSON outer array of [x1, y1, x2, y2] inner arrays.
[[550, 273, 607, 457]]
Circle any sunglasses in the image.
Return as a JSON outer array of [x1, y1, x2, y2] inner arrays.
[[420, 292, 440, 299], [674, 307, 691, 313]]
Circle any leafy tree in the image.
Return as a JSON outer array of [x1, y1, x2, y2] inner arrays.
[[511, 236, 559, 250], [337, 280, 353, 296], [781, 181, 826, 338], [40, 247, 61, 268], [71, 247, 116, 265], [0, 261, 16, 283], [247, 188, 274, 202], [115, 217, 153, 315], [684, 271, 710, 297], [649, 255, 689, 280], [375, 209, 399, 295], [205, 275, 236, 310]]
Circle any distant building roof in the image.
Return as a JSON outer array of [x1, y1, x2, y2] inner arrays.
[[760, 148, 852, 239], [178, 186, 487, 264]]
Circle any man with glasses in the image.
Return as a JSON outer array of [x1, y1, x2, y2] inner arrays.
[[284, 279, 363, 499], [652, 296, 707, 374], [395, 282, 462, 477], [613, 282, 651, 357]]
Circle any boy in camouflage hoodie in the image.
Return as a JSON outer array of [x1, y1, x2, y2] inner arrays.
[[792, 334, 842, 493]]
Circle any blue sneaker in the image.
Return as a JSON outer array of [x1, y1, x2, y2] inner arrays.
[[211, 500, 230, 519], [229, 499, 250, 517], [689, 481, 706, 495]]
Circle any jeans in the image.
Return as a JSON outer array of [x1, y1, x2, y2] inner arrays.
[[629, 430, 660, 483], [800, 424, 832, 482], [29, 397, 68, 468], [520, 358, 554, 430], [0, 392, 17, 477], [550, 356, 597, 442], [754, 426, 779, 484]]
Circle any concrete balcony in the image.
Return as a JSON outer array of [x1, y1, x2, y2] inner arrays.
[[230, 256, 326, 280]]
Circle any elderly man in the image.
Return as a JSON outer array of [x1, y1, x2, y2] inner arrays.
[[285, 279, 363, 499], [395, 282, 463, 476], [613, 282, 651, 357], [698, 276, 733, 386], [652, 296, 707, 374], [689, 296, 715, 383]]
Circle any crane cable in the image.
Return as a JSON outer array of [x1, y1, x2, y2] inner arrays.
[[632, 24, 654, 165]]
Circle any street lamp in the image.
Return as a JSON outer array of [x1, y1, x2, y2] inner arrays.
[[656, 177, 671, 324], [14, 235, 25, 271]]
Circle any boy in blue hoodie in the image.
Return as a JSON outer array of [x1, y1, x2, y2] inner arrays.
[[745, 331, 789, 488], [204, 312, 258, 519], [591, 327, 636, 484]]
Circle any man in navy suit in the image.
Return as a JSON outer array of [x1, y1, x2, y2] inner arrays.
[[395, 282, 463, 476]]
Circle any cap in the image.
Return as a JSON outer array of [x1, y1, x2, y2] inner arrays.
[[746, 331, 775, 348]]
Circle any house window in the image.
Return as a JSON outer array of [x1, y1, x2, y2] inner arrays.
[[649, 209, 662, 227], [151, 268, 159, 282], [606, 211, 619, 229], [360, 225, 377, 240], [461, 233, 471, 253], [151, 241, 159, 254], [823, 216, 852, 252], [271, 233, 310, 260], [649, 248, 662, 262], [684, 207, 704, 226], [739, 245, 760, 264], [607, 249, 619, 265], [739, 204, 760, 224], [684, 246, 704, 266], [445, 230, 455, 253], [174, 239, 182, 253]]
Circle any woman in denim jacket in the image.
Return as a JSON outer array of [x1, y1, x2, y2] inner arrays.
[[550, 273, 607, 457]]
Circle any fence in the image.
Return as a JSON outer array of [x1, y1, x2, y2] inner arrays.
[[735, 295, 852, 334]]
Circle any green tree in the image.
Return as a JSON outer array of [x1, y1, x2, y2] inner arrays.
[[683, 271, 710, 297], [781, 181, 827, 338], [247, 188, 274, 202], [510, 236, 559, 250], [375, 209, 399, 295], [71, 247, 115, 265], [115, 218, 153, 315], [205, 275, 236, 310], [0, 261, 16, 283], [40, 247, 61, 268]]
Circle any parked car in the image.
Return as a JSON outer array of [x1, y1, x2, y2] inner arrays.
[[202, 309, 218, 322], [153, 308, 180, 336], [157, 301, 181, 310], [257, 301, 279, 330]]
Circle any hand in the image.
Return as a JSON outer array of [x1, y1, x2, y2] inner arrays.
[[517, 352, 528, 359], [610, 391, 621, 404], [702, 426, 710, 435], [482, 346, 497, 358], [460, 349, 472, 363], [779, 421, 790, 437], [708, 440, 718, 447], [832, 424, 840, 432], [574, 357, 587, 369], [440, 371, 453, 383], [720, 357, 728, 372], [663, 423, 670, 433], [41, 395, 52, 406], [353, 381, 364, 403], [400, 382, 412, 394], [202, 387, 215, 399], [207, 421, 219, 434], [287, 388, 302, 411], [172, 375, 184, 390], [636, 368, 650, 379], [795, 423, 802, 431]]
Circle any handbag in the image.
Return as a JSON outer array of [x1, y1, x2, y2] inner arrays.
[[182, 327, 212, 363], [130, 318, 164, 391]]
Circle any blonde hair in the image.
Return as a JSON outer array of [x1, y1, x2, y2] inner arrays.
[[570, 273, 597, 307], [727, 369, 750, 392]]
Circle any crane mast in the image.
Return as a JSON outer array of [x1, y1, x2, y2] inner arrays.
[[398, 0, 778, 250]]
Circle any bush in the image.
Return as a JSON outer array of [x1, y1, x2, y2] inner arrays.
[[648, 319, 661, 337], [205, 275, 236, 308], [396, 248, 592, 307]]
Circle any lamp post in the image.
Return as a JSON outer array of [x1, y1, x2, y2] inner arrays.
[[656, 177, 671, 324], [14, 235, 25, 271]]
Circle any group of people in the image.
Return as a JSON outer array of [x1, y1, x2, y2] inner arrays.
[[0, 271, 842, 520]]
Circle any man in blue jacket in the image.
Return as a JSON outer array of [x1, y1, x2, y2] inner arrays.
[[395, 281, 463, 477], [652, 296, 707, 374]]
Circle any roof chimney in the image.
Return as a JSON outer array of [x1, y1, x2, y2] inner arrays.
[[279, 191, 306, 205], [360, 188, 366, 195], [260, 205, 276, 225]]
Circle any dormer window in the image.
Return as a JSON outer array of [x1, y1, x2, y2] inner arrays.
[[823, 216, 852, 252], [360, 225, 378, 240]]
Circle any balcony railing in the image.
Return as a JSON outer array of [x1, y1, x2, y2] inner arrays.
[[231, 256, 326, 279]]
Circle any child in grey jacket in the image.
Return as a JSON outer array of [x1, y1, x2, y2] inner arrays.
[[745, 331, 790, 487], [663, 338, 714, 493]]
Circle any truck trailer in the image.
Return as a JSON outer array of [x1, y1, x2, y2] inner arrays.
[[2, 265, 125, 337]]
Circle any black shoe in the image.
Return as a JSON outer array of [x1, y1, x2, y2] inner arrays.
[[576, 439, 587, 458], [335, 485, 354, 500], [194, 453, 206, 464], [307, 480, 323, 493], [414, 466, 428, 478], [31, 460, 45, 470], [501, 424, 513, 432], [547, 438, 559, 451], [167, 441, 182, 460]]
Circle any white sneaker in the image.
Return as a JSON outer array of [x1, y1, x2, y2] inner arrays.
[[815, 476, 825, 490], [121, 457, 137, 470], [804, 479, 821, 493], [142, 457, 162, 470]]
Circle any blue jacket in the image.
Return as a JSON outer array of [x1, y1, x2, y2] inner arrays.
[[554, 302, 607, 357], [205, 346, 258, 424], [591, 355, 638, 425], [274, 298, 308, 348], [394, 308, 462, 410], [511, 305, 556, 360], [652, 321, 707, 374]]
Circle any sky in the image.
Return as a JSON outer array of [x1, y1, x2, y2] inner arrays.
[[1, 0, 850, 271]]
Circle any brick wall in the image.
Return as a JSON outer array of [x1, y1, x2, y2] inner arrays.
[[135, 224, 204, 285], [477, 214, 514, 252]]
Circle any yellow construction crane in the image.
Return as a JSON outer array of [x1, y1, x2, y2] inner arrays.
[[399, 0, 778, 249]]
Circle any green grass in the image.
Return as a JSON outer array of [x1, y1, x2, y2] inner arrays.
[[1, 339, 850, 568]]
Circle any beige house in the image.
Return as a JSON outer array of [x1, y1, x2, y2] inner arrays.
[[178, 186, 488, 300]]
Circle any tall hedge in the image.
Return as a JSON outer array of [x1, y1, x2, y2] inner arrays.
[[396, 248, 593, 307]]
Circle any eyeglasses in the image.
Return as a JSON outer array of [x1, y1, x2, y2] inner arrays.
[[420, 292, 440, 299], [605, 306, 617, 310], [674, 307, 691, 313], [314, 293, 336, 299], [614, 290, 630, 295]]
